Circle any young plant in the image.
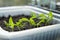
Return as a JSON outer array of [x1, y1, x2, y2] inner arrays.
[[29, 18, 36, 26], [46, 11, 53, 25], [4, 16, 15, 31], [29, 12, 37, 26], [48, 11, 53, 21], [37, 13, 47, 27], [15, 18, 29, 30], [30, 12, 37, 18]]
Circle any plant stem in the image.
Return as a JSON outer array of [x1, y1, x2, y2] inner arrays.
[[17, 26, 20, 30], [12, 28, 14, 32]]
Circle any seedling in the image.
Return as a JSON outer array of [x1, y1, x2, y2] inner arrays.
[[30, 12, 37, 18], [29, 18, 36, 26], [29, 12, 37, 26], [16, 18, 29, 30], [46, 11, 53, 25], [4, 16, 15, 31], [48, 11, 53, 21], [37, 13, 47, 27]]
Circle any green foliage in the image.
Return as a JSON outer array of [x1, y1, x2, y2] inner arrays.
[[4, 21, 9, 27], [37, 13, 47, 27], [31, 12, 37, 18], [4, 17, 15, 31], [38, 13, 47, 20], [4, 11, 53, 31], [48, 11, 53, 21], [37, 12, 53, 26], [37, 20, 45, 27], [16, 18, 29, 29], [29, 12, 37, 26], [46, 11, 53, 25], [29, 18, 36, 26]]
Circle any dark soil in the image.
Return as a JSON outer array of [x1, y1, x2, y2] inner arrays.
[[0, 15, 53, 32]]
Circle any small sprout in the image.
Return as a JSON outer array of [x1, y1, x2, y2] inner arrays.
[[38, 13, 47, 19], [4, 21, 9, 27], [15, 22, 21, 30], [29, 12, 37, 26], [19, 18, 29, 26], [37, 20, 45, 27], [29, 18, 36, 26], [19, 18, 29, 22], [37, 13, 47, 27], [4, 16, 15, 31], [46, 11, 53, 25], [31, 12, 37, 18], [48, 11, 53, 21], [16, 18, 29, 30]]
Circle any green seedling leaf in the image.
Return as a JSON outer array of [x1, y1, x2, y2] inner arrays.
[[37, 19, 45, 27], [9, 17, 15, 30], [31, 12, 37, 18], [15, 22, 20, 26], [29, 12, 37, 26], [19, 18, 29, 22], [46, 11, 53, 25], [39, 13, 47, 19], [37, 13, 47, 27], [15, 21, 25, 30], [48, 11, 53, 20], [4, 21, 9, 27], [29, 18, 36, 26], [16, 18, 29, 29], [4, 16, 15, 31]]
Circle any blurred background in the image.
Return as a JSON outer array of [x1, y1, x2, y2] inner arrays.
[[0, 0, 60, 13]]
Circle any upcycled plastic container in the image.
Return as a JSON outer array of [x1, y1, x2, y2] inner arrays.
[[0, 6, 60, 40]]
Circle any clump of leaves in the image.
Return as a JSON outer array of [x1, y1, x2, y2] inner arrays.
[[37, 13, 47, 27], [30, 18, 36, 26], [4, 16, 15, 31], [29, 12, 37, 26], [15, 18, 29, 30], [37, 11, 53, 26], [3, 11, 53, 32], [30, 12, 37, 18], [46, 11, 53, 25]]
